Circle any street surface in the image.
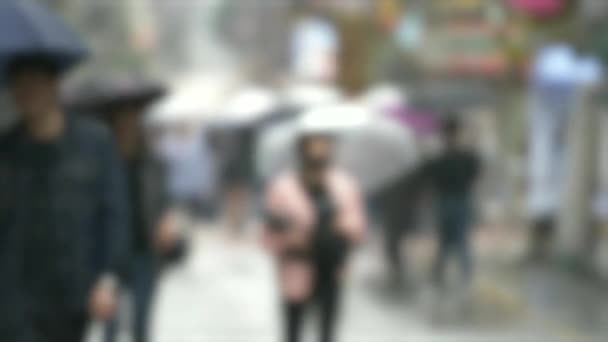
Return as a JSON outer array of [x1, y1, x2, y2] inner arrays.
[[89, 222, 605, 342]]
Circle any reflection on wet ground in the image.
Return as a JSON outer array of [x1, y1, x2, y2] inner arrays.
[[89, 222, 606, 341]]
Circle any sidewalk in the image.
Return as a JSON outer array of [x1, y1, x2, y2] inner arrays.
[[91, 223, 606, 341]]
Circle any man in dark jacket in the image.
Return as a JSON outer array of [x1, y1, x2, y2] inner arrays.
[[98, 91, 179, 342], [422, 116, 481, 287], [0, 55, 129, 342]]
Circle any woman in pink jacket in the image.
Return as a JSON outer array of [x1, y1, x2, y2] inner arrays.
[[262, 132, 367, 342]]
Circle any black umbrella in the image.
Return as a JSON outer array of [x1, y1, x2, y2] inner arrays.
[[0, 0, 89, 80], [61, 74, 166, 113]]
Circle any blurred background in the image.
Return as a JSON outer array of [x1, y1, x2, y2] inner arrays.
[[5, 0, 608, 341]]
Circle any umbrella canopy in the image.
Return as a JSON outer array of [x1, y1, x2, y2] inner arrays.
[[0, 0, 89, 79], [62, 74, 166, 112], [207, 86, 279, 129], [362, 83, 408, 114], [146, 73, 236, 125], [242, 83, 342, 132], [147, 90, 208, 125], [283, 83, 342, 110], [298, 103, 372, 134], [256, 103, 418, 192], [390, 107, 440, 137]]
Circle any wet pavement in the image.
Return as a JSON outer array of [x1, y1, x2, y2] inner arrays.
[[88, 222, 607, 341]]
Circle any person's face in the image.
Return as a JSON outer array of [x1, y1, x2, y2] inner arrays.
[[301, 135, 334, 173], [109, 106, 142, 154], [9, 69, 59, 121]]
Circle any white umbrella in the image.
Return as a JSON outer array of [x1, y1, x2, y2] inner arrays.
[[256, 102, 418, 192], [362, 83, 408, 113], [254, 84, 342, 171], [283, 83, 342, 110], [146, 90, 208, 125], [146, 73, 236, 125], [209, 86, 279, 128], [337, 115, 417, 192], [298, 102, 371, 133]]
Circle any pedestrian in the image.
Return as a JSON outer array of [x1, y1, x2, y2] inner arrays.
[[158, 122, 217, 220], [93, 85, 181, 342], [261, 132, 367, 342], [422, 116, 481, 288], [0, 54, 129, 342], [377, 167, 423, 288], [220, 126, 256, 237]]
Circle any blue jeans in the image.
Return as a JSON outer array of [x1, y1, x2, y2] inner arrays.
[[433, 196, 473, 286], [105, 253, 157, 342]]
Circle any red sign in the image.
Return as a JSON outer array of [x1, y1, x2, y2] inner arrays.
[[509, 0, 565, 17]]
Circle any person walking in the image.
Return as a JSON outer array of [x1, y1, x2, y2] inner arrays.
[[262, 132, 367, 342], [377, 168, 423, 288], [220, 126, 256, 237], [422, 116, 481, 288], [0, 54, 129, 342], [86, 82, 180, 342]]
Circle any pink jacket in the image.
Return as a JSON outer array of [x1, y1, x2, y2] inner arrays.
[[261, 168, 367, 302]]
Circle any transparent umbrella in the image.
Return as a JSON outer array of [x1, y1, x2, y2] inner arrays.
[[206, 86, 279, 129], [146, 74, 235, 125], [257, 102, 418, 192], [282, 82, 342, 110]]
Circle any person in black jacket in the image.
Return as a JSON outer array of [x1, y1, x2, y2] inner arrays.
[[99, 94, 180, 342], [0, 54, 129, 342], [422, 116, 481, 287]]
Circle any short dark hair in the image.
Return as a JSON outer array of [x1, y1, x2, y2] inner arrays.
[[6, 54, 61, 83], [442, 115, 461, 139]]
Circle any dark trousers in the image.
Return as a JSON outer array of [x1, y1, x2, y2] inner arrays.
[[283, 263, 342, 342], [433, 228, 472, 286], [383, 213, 414, 282], [384, 217, 403, 274], [105, 253, 157, 342], [433, 196, 473, 286], [33, 311, 88, 342]]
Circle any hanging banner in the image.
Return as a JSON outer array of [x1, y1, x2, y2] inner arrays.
[[509, 0, 565, 17]]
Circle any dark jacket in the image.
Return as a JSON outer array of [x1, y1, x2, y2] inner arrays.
[[422, 148, 481, 238], [0, 115, 129, 341], [423, 148, 480, 199], [378, 169, 423, 228], [126, 152, 169, 255]]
